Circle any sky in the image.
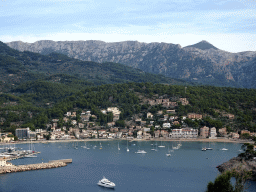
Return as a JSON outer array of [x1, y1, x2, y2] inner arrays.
[[0, 0, 256, 53]]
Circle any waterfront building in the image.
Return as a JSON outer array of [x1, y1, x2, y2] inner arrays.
[[218, 127, 227, 136], [182, 128, 198, 138], [170, 128, 198, 139], [137, 131, 143, 139], [0, 158, 12, 167], [161, 130, 169, 138], [200, 126, 209, 138], [171, 129, 182, 138], [154, 130, 160, 138], [15, 127, 31, 140], [231, 132, 240, 139], [209, 127, 217, 139]]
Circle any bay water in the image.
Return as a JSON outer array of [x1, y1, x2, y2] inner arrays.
[[0, 141, 255, 192]]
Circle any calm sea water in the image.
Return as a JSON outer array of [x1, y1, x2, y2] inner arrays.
[[0, 141, 255, 192]]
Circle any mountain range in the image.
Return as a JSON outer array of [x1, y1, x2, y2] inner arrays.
[[6, 40, 256, 88], [0, 41, 187, 97]]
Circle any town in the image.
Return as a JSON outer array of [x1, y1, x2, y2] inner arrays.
[[1, 97, 255, 143]]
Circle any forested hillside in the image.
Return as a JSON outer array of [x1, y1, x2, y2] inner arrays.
[[0, 41, 188, 94], [7, 40, 256, 88], [1, 83, 255, 136]]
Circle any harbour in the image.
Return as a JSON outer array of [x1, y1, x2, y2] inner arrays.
[[0, 141, 255, 192]]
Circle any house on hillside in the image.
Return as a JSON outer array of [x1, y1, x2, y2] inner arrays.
[[147, 112, 153, 119], [187, 113, 202, 119]]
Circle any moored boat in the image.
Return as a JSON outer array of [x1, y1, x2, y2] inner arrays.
[[135, 150, 147, 154], [97, 176, 115, 188]]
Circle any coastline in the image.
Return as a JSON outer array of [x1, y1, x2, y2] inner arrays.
[[1, 137, 253, 146]]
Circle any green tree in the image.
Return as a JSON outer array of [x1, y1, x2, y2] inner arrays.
[[14, 136, 18, 141], [150, 126, 155, 136], [206, 171, 234, 192], [206, 169, 251, 192]]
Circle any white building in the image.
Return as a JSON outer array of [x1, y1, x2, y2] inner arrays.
[[170, 129, 182, 138], [162, 123, 171, 129], [143, 128, 150, 132], [107, 107, 121, 115], [209, 127, 217, 139], [0, 158, 12, 167], [171, 128, 198, 139]]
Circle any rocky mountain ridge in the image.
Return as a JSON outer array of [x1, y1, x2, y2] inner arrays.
[[6, 40, 256, 88]]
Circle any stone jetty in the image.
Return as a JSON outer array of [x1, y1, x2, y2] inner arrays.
[[0, 159, 71, 174]]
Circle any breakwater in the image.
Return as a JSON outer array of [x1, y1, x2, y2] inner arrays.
[[0, 159, 71, 174]]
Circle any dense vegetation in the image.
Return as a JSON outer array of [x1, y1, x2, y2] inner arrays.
[[0, 41, 189, 93], [0, 41, 256, 135], [1, 82, 255, 135]]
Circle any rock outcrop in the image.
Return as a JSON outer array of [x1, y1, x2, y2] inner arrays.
[[217, 157, 256, 180]]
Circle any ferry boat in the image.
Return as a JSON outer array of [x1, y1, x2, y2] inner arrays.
[[97, 176, 116, 188]]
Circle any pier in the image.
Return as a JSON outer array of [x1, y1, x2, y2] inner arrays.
[[49, 159, 72, 164], [0, 159, 72, 174]]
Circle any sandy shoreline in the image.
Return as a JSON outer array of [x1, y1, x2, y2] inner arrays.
[[0, 138, 253, 146]]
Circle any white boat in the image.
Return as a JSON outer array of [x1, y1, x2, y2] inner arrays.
[[166, 146, 171, 156], [118, 142, 120, 151], [24, 154, 37, 158], [126, 140, 129, 152], [202, 147, 207, 151], [206, 142, 213, 150], [158, 141, 165, 148], [220, 143, 228, 151], [135, 150, 147, 154], [97, 176, 115, 188]]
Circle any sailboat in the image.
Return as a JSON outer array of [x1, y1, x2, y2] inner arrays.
[[220, 143, 228, 151], [158, 140, 165, 148], [155, 143, 158, 151], [25, 140, 37, 157], [81, 142, 90, 149], [166, 146, 171, 156], [118, 142, 120, 151], [206, 142, 213, 150], [74, 142, 78, 149], [126, 139, 129, 152], [151, 143, 156, 151]]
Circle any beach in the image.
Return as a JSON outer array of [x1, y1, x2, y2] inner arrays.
[[1, 137, 253, 146]]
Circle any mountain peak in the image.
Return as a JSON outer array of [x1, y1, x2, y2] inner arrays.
[[185, 40, 218, 50]]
